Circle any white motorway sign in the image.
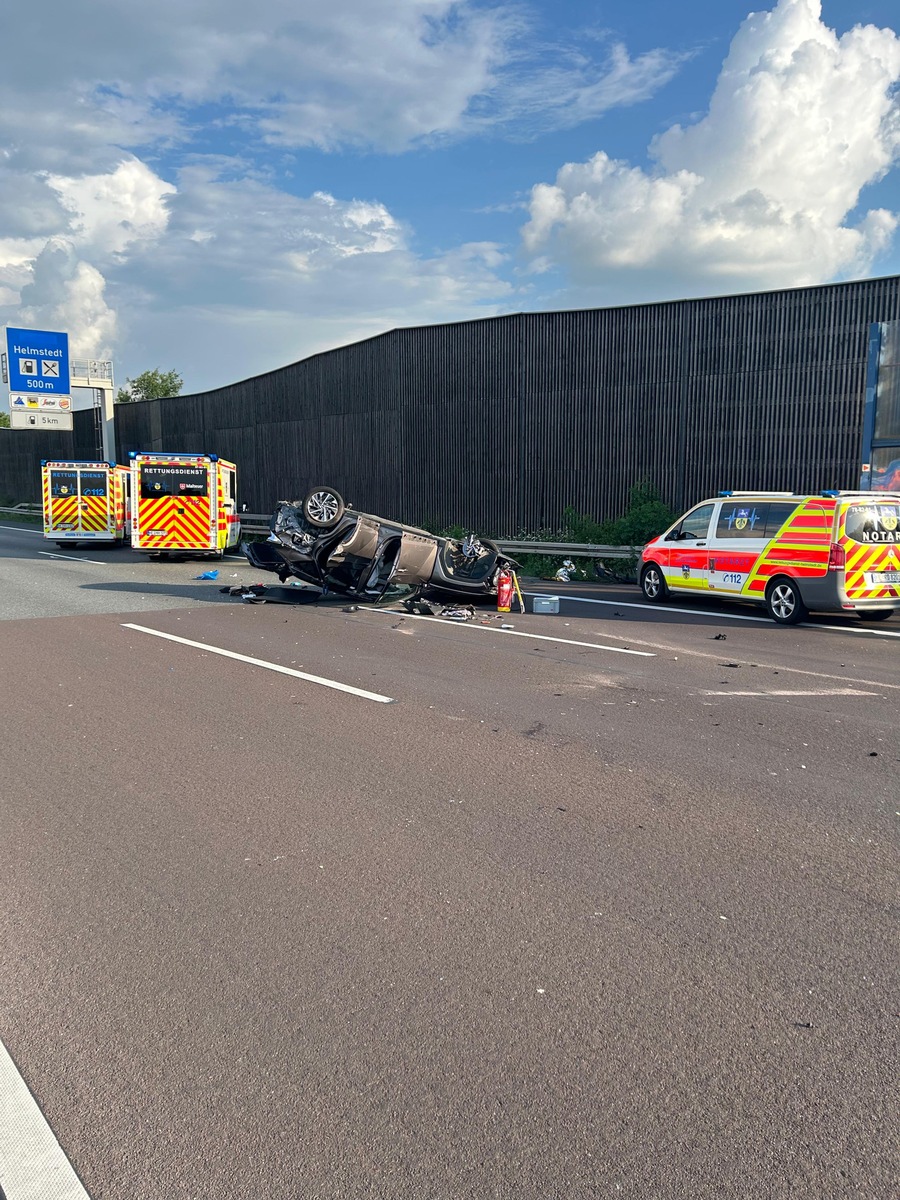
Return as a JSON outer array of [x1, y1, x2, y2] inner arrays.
[[9, 392, 71, 412], [9, 409, 74, 430]]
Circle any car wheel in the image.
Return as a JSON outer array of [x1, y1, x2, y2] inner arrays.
[[303, 486, 346, 528], [640, 563, 668, 602], [857, 609, 894, 622], [765, 577, 807, 624]]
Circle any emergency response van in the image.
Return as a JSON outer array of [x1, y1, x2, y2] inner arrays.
[[129, 452, 239, 558], [41, 460, 131, 548], [640, 491, 900, 624]]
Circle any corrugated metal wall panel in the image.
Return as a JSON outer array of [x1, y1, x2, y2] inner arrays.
[[0, 408, 97, 503], [4, 277, 900, 524]]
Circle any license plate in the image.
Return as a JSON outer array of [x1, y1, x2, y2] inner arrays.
[[867, 571, 900, 584], [147, 529, 168, 536]]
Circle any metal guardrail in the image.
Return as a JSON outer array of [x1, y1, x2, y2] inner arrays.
[[237, 515, 639, 559], [0, 507, 639, 558], [497, 539, 639, 560]]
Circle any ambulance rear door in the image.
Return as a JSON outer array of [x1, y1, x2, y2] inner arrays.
[[840, 497, 900, 604], [44, 464, 80, 539], [134, 457, 216, 551], [219, 461, 240, 549], [115, 466, 132, 539], [76, 465, 115, 539], [43, 462, 114, 540]]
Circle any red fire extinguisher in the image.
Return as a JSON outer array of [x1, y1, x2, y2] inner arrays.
[[497, 567, 513, 613]]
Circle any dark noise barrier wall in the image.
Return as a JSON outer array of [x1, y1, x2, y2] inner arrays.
[[0, 408, 100, 504], [4, 276, 900, 528]]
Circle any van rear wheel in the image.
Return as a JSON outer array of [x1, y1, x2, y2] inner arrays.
[[765, 577, 807, 625], [857, 609, 894, 622]]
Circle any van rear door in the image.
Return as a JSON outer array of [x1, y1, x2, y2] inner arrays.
[[77, 467, 112, 537], [840, 499, 900, 603]]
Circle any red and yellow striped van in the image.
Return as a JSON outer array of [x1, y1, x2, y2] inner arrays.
[[129, 453, 240, 558], [41, 461, 131, 548], [640, 491, 900, 623]]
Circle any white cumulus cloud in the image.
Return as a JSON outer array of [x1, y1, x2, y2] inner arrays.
[[0, 1, 685, 388], [522, 0, 900, 295]]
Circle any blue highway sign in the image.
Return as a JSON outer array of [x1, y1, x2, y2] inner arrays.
[[5, 326, 70, 396]]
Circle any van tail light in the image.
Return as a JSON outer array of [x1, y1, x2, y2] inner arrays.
[[828, 542, 845, 570]]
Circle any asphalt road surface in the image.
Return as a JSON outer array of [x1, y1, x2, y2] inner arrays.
[[0, 523, 897, 1199]]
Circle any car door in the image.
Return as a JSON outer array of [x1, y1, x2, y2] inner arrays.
[[663, 502, 716, 592], [708, 500, 770, 594]]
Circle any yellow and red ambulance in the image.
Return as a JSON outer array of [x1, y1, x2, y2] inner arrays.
[[129, 452, 239, 558], [41, 460, 131, 548], [640, 490, 900, 623]]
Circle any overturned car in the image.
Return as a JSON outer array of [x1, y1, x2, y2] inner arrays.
[[244, 486, 519, 601]]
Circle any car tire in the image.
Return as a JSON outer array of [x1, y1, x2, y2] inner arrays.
[[640, 563, 668, 602], [857, 609, 894, 622], [765, 577, 807, 625], [303, 486, 346, 529]]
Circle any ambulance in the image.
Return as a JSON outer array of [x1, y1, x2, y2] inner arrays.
[[130, 452, 240, 558], [640, 490, 900, 624], [41, 460, 131, 548]]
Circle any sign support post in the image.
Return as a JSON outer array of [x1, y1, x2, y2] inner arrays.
[[71, 360, 115, 462]]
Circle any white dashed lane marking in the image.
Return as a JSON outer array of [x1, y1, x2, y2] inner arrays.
[[526, 591, 900, 637], [363, 608, 655, 657], [0, 1038, 91, 1199], [705, 688, 879, 697], [37, 552, 104, 564], [122, 623, 396, 703]]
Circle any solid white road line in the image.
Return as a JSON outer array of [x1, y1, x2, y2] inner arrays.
[[121, 623, 395, 703], [705, 688, 879, 697], [364, 609, 655, 657], [38, 552, 104, 565], [525, 591, 900, 638], [0, 1038, 91, 1199]]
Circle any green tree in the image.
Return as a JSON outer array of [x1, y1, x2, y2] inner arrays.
[[115, 368, 183, 403], [0, 411, 9, 428]]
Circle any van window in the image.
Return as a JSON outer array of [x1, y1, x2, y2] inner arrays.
[[50, 470, 77, 497], [79, 470, 107, 498], [140, 465, 208, 499], [764, 502, 798, 536], [844, 502, 900, 545], [678, 503, 715, 540], [716, 502, 767, 538]]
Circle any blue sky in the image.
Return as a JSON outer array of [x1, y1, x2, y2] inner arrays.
[[1, 0, 899, 395]]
